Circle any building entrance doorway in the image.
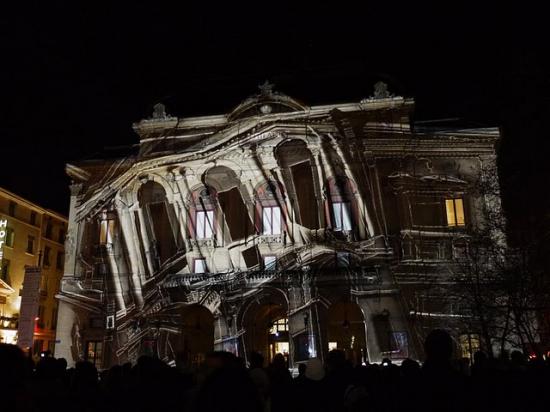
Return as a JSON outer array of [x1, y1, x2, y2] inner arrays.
[[242, 297, 288, 365], [327, 301, 367, 365], [180, 304, 214, 368]]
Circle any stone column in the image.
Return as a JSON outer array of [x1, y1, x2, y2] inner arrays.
[[329, 137, 372, 238], [308, 148, 327, 229], [53, 299, 80, 367], [135, 206, 155, 276], [115, 198, 144, 308]]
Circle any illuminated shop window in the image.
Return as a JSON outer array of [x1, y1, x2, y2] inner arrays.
[[445, 198, 465, 227], [269, 318, 288, 334], [263, 256, 277, 270], [196, 210, 214, 239], [262, 206, 281, 235], [193, 258, 207, 274], [86, 341, 103, 369], [328, 342, 338, 351], [332, 202, 352, 231]]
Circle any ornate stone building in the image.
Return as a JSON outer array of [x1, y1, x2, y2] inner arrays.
[[55, 83, 500, 369]]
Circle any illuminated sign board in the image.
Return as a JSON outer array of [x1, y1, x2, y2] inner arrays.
[[0, 219, 7, 269]]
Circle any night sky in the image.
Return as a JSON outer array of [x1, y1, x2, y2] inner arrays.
[[1, 3, 548, 243]]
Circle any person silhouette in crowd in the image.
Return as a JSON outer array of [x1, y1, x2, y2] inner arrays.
[[267, 353, 292, 412], [248, 351, 270, 410]]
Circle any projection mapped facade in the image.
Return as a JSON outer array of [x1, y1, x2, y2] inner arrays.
[[55, 83, 500, 368]]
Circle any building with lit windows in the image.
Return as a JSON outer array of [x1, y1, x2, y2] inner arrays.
[[54, 82, 501, 369], [0, 187, 67, 355]]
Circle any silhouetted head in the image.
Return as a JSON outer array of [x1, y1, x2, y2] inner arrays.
[[401, 358, 421, 377], [249, 351, 264, 369], [424, 329, 453, 364], [326, 349, 346, 372], [272, 353, 286, 369]]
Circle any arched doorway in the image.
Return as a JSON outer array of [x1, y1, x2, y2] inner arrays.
[[179, 304, 214, 368], [242, 294, 289, 365], [327, 301, 367, 365]]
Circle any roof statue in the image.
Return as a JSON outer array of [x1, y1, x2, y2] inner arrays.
[[372, 81, 393, 99], [152, 102, 168, 119], [258, 80, 275, 96]]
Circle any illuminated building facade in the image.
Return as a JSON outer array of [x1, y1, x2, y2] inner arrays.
[[0, 187, 67, 353], [55, 83, 500, 368]]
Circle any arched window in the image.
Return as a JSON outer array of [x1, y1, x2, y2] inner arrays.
[[189, 186, 217, 240], [255, 180, 286, 236], [325, 177, 357, 232], [138, 181, 179, 264]]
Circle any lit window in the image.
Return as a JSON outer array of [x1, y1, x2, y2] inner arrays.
[[193, 258, 207, 274], [459, 334, 480, 359], [262, 206, 281, 235], [196, 210, 214, 239], [332, 202, 352, 231], [269, 318, 288, 334], [86, 341, 103, 369], [445, 198, 465, 227], [264, 256, 277, 270], [99, 217, 115, 245]]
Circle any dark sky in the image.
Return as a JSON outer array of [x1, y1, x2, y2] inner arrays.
[[1, 2, 548, 240]]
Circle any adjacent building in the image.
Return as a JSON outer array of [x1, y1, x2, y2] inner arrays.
[[55, 82, 501, 369], [0, 187, 67, 355]]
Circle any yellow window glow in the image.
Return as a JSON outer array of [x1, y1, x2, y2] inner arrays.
[[455, 198, 465, 226], [445, 199, 456, 226], [445, 198, 465, 227]]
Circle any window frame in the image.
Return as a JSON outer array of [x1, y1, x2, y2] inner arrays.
[[263, 255, 277, 271], [331, 201, 352, 231], [193, 258, 207, 274], [195, 210, 215, 240], [262, 206, 282, 236], [445, 198, 466, 227], [26, 235, 35, 254]]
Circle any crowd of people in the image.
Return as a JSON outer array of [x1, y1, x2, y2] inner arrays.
[[2, 329, 549, 412]]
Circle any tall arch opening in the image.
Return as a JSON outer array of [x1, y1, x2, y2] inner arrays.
[[241, 292, 289, 365], [275, 140, 320, 230], [203, 166, 253, 243], [138, 181, 179, 266], [179, 304, 215, 367], [327, 301, 367, 366]]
